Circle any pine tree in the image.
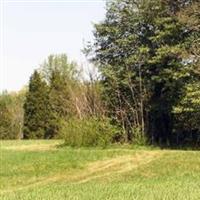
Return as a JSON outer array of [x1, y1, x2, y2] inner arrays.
[[90, 0, 198, 145], [39, 54, 78, 138], [46, 69, 71, 138], [23, 70, 50, 139]]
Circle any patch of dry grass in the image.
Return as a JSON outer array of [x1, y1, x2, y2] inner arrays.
[[1, 141, 200, 200], [1, 150, 161, 194], [1, 140, 61, 151]]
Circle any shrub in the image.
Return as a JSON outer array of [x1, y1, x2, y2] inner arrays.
[[131, 126, 147, 146], [60, 117, 119, 147]]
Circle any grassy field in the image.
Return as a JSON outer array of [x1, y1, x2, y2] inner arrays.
[[1, 140, 200, 200]]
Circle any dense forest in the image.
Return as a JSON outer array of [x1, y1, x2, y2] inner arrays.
[[0, 0, 199, 147]]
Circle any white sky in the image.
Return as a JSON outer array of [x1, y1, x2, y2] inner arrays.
[[0, 0, 106, 92]]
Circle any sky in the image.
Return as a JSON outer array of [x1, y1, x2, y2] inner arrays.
[[0, 0, 106, 92]]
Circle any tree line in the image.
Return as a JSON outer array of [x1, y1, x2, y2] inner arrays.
[[0, 0, 199, 147]]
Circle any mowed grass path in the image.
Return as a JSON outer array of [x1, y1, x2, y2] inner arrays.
[[1, 140, 200, 200]]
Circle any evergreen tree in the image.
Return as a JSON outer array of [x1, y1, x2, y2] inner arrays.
[[39, 54, 79, 138], [46, 69, 70, 138], [23, 70, 50, 139], [0, 92, 14, 139], [89, 0, 198, 145], [49, 69, 70, 119]]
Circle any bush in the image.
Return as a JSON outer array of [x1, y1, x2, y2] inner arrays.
[[60, 117, 119, 147], [131, 126, 147, 146]]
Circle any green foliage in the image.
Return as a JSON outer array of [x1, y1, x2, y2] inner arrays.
[[89, 0, 199, 145], [172, 82, 200, 145], [60, 117, 120, 147], [49, 69, 71, 118], [23, 70, 51, 139], [1, 0, 199, 149], [40, 54, 78, 83], [40, 54, 79, 138], [131, 126, 147, 146], [0, 90, 25, 139], [21, 54, 105, 141]]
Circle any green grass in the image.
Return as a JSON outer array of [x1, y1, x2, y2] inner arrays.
[[1, 140, 200, 199]]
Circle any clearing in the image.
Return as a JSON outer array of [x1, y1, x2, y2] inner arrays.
[[0, 140, 200, 200]]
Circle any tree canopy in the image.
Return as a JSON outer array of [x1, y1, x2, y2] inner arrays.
[[1, 0, 200, 147], [88, 0, 200, 145]]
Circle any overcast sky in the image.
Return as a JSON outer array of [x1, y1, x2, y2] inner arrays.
[[0, 0, 106, 92]]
